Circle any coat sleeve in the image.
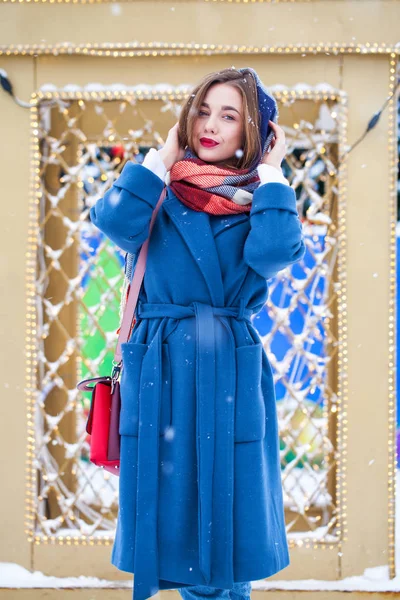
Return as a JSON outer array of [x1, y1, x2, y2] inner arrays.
[[243, 182, 306, 280], [89, 161, 165, 254]]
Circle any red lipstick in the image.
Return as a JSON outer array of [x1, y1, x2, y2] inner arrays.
[[200, 137, 219, 148]]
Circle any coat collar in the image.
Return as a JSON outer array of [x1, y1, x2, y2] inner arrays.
[[162, 190, 225, 307]]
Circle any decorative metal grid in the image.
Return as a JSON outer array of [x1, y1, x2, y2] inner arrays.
[[26, 85, 349, 553]]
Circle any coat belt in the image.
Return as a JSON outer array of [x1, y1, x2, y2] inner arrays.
[[131, 300, 252, 600]]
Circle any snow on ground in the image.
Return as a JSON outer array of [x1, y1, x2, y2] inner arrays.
[[0, 469, 398, 591]]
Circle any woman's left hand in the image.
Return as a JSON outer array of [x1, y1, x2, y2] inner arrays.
[[261, 120, 287, 172]]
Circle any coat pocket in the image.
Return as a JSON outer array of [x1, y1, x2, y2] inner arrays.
[[235, 342, 266, 442], [119, 342, 172, 436]]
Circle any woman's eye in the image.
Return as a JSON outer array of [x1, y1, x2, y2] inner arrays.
[[198, 110, 234, 121]]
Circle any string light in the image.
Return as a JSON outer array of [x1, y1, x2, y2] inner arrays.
[[335, 91, 348, 576], [387, 52, 397, 581], [27, 86, 347, 554], [0, 41, 399, 57]]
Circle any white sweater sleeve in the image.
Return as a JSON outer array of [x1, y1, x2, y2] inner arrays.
[[257, 163, 290, 186], [141, 147, 168, 182]]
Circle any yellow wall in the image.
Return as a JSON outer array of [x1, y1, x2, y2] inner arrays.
[[0, 0, 398, 596]]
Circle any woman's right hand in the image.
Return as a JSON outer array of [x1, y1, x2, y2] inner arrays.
[[158, 122, 185, 171]]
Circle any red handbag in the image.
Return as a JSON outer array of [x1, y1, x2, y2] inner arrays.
[[77, 185, 167, 475]]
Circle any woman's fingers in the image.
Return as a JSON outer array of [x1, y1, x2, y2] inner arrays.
[[268, 122, 288, 156], [161, 122, 185, 168], [268, 120, 285, 144], [261, 121, 288, 168], [269, 120, 283, 134]]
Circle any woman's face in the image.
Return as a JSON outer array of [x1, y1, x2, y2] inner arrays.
[[191, 83, 244, 167]]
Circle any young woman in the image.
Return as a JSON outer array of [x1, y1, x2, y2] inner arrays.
[[90, 67, 305, 600]]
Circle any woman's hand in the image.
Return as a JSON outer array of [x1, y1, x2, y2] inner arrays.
[[261, 120, 287, 172], [158, 122, 186, 171]]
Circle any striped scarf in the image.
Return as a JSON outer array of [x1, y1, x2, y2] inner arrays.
[[166, 150, 260, 215]]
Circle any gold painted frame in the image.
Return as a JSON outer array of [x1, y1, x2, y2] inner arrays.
[[23, 47, 398, 581], [1, 0, 315, 4]]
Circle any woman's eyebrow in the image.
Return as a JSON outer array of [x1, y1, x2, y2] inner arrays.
[[201, 101, 241, 115]]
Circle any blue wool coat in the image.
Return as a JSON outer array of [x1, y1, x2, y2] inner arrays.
[[90, 161, 306, 600]]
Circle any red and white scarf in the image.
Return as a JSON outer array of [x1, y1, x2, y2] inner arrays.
[[167, 155, 261, 216]]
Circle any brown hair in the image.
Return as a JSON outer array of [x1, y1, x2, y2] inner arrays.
[[177, 68, 261, 170]]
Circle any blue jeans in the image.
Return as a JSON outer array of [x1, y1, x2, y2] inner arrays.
[[178, 581, 252, 600]]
